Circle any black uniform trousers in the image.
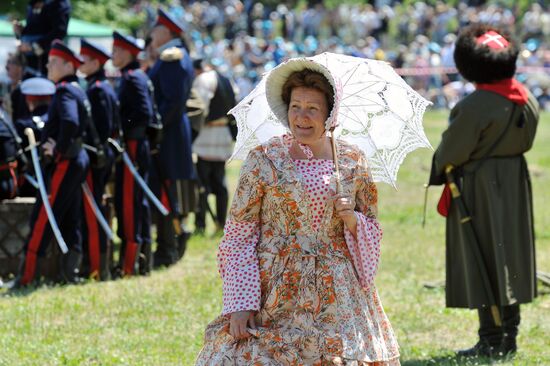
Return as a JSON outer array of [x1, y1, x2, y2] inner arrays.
[[20, 150, 89, 285], [195, 158, 228, 230], [114, 138, 151, 276]]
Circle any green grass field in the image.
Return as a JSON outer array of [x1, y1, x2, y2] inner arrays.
[[1, 111, 549, 366]]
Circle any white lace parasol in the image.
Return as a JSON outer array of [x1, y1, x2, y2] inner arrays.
[[228, 52, 432, 187]]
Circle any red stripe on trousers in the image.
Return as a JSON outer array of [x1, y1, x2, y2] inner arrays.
[[161, 181, 171, 213], [83, 172, 100, 278], [21, 160, 70, 285], [122, 140, 137, 276]]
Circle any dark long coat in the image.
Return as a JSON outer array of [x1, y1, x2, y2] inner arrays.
[[432, 89, 539, 309]]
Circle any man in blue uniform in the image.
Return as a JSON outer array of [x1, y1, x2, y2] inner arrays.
[[18, 40, 90, 285], [0, 108, 20, 201], [13, 0, 71, 76], [111, 31, 153, 277], [148, 9, 196, 267], [79, 38, 119, 280], [14, 77, 56, 197]]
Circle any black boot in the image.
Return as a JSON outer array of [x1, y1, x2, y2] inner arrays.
[[457, 340, 500, 358], [457, 306, 503, 358], [60, 250, 83, 283], [99, 252, 111, 281], [176, 230, 190, 260], [153, 215, 178, 268], [499, 304, 520, 356], [138, 240, 152, 276]]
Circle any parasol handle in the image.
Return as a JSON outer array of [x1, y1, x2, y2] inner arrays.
[[330, 133, 341, 193]]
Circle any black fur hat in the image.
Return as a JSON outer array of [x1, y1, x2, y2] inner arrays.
[[453, 24, 519, 83]]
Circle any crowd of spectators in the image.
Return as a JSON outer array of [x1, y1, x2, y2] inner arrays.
[[130, 0, 550, 110]]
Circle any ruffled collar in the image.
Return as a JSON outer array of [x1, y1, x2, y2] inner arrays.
[[261, 134, 357, 185]]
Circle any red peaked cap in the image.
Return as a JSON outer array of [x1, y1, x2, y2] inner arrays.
[[156, 8, 184, 34], [49, 40, 84, 68], [112, 31, 142, 56], [80, 38, 110, 65]]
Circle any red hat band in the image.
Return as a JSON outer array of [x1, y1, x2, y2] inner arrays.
[[80, 47, 109, 65], [113, 39, 140, 56], [49, 48, 83, 68], [157, 15, 182, 34], [476, 31, 510, 50]]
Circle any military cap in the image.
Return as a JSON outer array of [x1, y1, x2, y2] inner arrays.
[[156, 8, 184, 34], [49, 40, 84, 68], [80, 38, 111, 65], [112, 31, 142, 56], [20, 77, 56, 96]]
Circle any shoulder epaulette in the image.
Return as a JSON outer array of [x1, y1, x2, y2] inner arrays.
[[160, 47, 183, 62]]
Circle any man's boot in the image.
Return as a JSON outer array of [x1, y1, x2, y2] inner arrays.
[[499, 304, 520, 357], [139, 240, 152, 276], [153, 215, 177, 268], [457, 306, 503, 358], [99, 252, 111, 281], [60, 250, 83, 283]]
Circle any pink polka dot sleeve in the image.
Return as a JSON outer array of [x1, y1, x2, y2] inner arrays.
[[344, 213, 382, 289], [217, 148, 265, 316], [218, 220, 261, 315], [344, 153, 382, 289]]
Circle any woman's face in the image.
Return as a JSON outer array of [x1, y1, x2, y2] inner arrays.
[[287, 86, 329, 145]]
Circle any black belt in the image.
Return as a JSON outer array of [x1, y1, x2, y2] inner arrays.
[[123, 126, 147, 140]]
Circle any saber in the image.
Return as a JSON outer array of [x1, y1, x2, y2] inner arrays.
[[24, 128, 68, 254], [445, 165, 501, 326], [108, 138, 168, 216], [23, 173, 39, 189], [81, 181, 114, 240]]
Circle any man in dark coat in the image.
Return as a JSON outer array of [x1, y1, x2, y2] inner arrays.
[[14, 76, 56, 197], [13, 0, 71, 76], [148, 9, 196, 267], [18, 40, 90, 286], [78, 38, 119, 280], [430, 24, 539, 358], [111, 31, 153, 277]]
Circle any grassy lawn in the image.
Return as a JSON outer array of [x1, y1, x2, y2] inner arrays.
[[1, 111, 549, 366]]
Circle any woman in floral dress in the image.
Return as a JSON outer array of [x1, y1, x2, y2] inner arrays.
[[196, 58, 400, 365]]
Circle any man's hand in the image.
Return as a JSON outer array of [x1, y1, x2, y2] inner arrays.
[[42, 138, 56, 157], [229, 311, 256, 340]]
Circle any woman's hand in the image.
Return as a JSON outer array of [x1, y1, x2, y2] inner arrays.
[[333, 193, 358, 236], [229, 311, 256, 340]]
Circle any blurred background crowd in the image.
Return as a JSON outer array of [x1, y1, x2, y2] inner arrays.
[[2, 0, 550, 111]]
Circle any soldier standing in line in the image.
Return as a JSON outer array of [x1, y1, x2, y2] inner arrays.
[[14, 77, 56, 197], [17, 40, 90, 286], [111, 31, 153, 277], [12, 0, 71, 77], [78, 38, 119, 280], [148, 9, 196, 267], [192, 59, 237, 233]]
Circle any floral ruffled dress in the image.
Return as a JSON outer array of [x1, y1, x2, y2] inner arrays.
[[196, 135, 400, 365]]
